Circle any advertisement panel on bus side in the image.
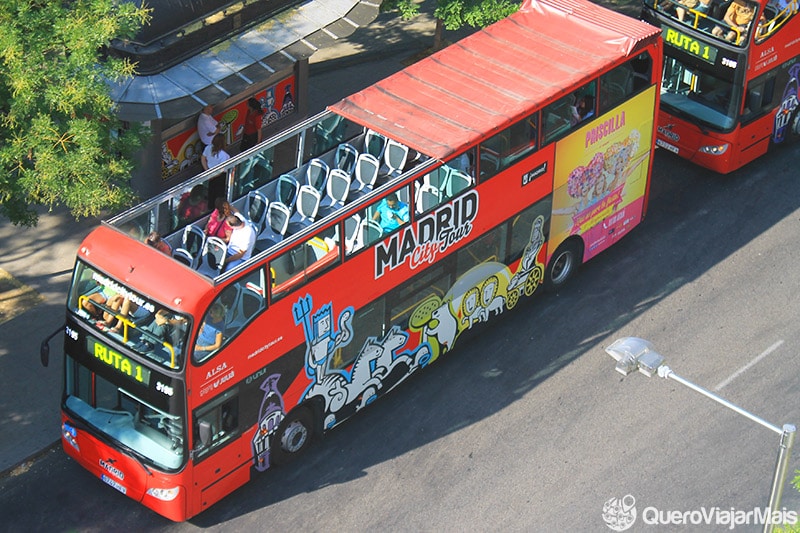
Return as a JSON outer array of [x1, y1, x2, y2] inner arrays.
[[550, 86, 657, 262]]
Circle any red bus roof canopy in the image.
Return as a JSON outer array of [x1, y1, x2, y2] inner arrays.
[[328, 0, 660, 160]]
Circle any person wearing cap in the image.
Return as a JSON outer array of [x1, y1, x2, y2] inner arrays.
[[225, 214, 255, 271]]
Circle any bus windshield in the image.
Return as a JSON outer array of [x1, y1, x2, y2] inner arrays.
[[661, 56, 739, 130], [68, 261, 190, 369], [64, 373, 185, 471]]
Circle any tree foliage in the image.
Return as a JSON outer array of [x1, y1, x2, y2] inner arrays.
[[383, 0, 520, 39], [0, 0, 151, 226]]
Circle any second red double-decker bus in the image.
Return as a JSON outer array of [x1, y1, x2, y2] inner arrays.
[[49, 0, 663, 521], [643, 0, 800, 173]]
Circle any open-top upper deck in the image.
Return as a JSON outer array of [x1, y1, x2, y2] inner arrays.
[[98, 0, 660, 300]]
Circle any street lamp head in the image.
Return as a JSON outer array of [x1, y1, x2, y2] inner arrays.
[[605, 337, 665, 377]]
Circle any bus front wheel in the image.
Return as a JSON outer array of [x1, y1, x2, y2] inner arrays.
[[789, 108, 800, 142], [545, 240, 582, 292], [271, 407, 315, 465]]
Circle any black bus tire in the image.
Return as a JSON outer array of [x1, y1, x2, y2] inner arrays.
[[788, 107, 800, 143], [544, 239, 582, 292], [271, 406, 315, 465]]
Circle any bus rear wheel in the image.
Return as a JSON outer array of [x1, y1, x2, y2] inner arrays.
[[545, 240, 582, 292], [271, 407, 315, 465]]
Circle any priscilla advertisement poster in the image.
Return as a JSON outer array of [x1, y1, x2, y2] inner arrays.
[[550, 86, 656, 261]]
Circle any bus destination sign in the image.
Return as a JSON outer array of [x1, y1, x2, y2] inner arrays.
[[663, 27, 718, 65], [88, 336, 152, 386]]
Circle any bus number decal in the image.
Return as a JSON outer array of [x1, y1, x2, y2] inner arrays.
[[375, 190, 479, 279]]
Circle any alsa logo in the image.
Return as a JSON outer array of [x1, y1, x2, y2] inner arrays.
[[206, 362, 228, 380], [375, 190, 478, 278]]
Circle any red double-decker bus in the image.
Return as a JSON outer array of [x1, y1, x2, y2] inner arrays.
[[643, 0, 799, 172], [49, 0, 662, 520]]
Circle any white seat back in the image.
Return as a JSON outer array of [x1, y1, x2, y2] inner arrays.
[[335, 143, 358, 175], [305, 158, 330, 193]]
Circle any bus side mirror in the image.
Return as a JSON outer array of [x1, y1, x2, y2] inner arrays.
[[40, 323, 65, 368], [40, 341, 49, 367]]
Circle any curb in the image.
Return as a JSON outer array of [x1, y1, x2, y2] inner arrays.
[[0, 440, 61, 481]]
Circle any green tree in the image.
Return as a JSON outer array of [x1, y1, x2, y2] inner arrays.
[[0, 0, 151, 226], [384, 0, 520, 50]]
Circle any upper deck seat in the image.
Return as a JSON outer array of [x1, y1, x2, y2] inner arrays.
[[335, 143, 358, 176], [181, 224, 206, 268], [446, 169, 473, 198], [197, 236, 227, 277], [305, 158, 330, 194], [274, 174, 299, 211], [244, 190, 269, 235], [364, 129, 387, 160], [382, 139, 409, 178], [256, 201, 291, 251], [351, 153, 380, 197], [172, 248, 195, 268], [319, 169, 351, 217], [288, 185, 322, 232]]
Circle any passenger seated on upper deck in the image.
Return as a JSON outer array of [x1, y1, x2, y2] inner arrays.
[[145, 231, 172, 255], [81, 283, 116, 322], [178, 184, 208, 223], [712, 0, 755, 42], [194, 303, 226, 362], [372, 193, 409, 234], [570, 94, 594, 126], [224, 214, 256, 271], [133, 309, 173, 351], [205, 198, 236, 242], [99, 295, 152, 333], [677, 0, 715, 24]]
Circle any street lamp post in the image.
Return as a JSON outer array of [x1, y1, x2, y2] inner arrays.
[[605, 337, 796, 533]]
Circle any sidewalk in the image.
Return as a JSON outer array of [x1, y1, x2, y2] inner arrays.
[[0, 3, 452, 477]]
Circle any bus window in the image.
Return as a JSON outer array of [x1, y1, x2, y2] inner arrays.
[[600, 62, 636, 112], [330, 299, 385, 370], [271, 232, 341, 301], [64, 356, 186, 471], [360, 187, 411, 241], [305, 115, 361, 162], [662, 57, 737, 130], [742, 73, 777, 121], [388, 263, 451, 330], [193, 387, 239, 461], [506, 201, 552, 265], [543, 95, 576, 144], [68, 262, 190, 368], [479, 115, 538, 180], [234, 147, 273, 198]]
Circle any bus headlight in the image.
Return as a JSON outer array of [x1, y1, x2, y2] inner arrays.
[[698, 143, 729, 155], [62, 422, 79, 452], [146, 486, 181, 501]]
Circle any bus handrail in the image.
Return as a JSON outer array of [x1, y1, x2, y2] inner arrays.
[[77, 294, 178, 369]]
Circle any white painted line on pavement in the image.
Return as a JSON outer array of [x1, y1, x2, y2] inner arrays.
[[714, 340, 784, 391]]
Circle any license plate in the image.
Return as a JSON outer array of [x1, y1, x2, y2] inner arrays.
[[101, 474, 127, 494], [656, 138, 679, 154]]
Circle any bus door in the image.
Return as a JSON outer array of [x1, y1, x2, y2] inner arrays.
[[190, 386, 249, 515]]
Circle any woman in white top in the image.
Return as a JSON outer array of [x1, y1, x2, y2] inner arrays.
[[202, 133, 231, 170]]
